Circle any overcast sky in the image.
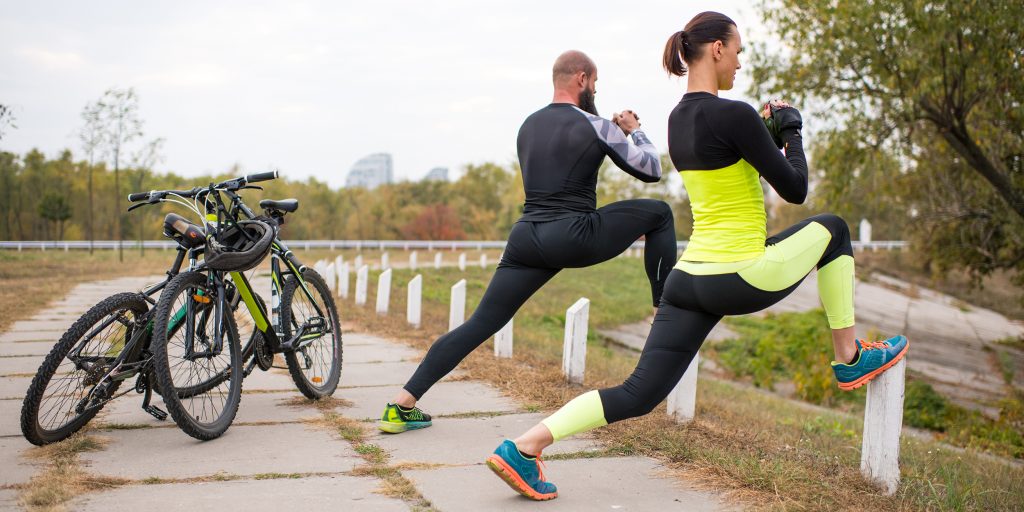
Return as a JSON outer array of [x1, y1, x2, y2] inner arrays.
[[1, 1, 769, 188]]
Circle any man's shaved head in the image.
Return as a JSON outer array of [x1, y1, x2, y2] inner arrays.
[[552, 50, 596, 84]]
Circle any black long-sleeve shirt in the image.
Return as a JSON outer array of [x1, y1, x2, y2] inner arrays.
[[668, 92, 809, 262], [517, 103, 662, 222]]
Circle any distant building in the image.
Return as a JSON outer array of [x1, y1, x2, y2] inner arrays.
[[423, 167, 449, 182], [346, 153, 393, 189]]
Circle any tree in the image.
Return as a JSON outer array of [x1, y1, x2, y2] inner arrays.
[[749, 0, 1024, 286], [0, 104, 16, 142], [401, 204, 466, 240], [95, 88, 143, 261], [128, 138, 165, 255], [37, 192, 72, 240], [79, 100, 105, 253]]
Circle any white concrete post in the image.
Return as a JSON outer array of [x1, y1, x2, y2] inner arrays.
[[376, 268, 392, 315], [860, 358, 906, 495], [354, 254, 363, 271], [381, 251, 390, 270], [409, 251, 418, 271], [355, 265, 369, 305], [667, 353, 700, 422], [334, 255, 344, 278], [494, 319, 513, 358], [325, 263, 336, 292], [859, 218, 873, 244], [339, 261, 350, 299], [434, 252, 442, 269], [449, 279, 466, 331], [480, 254, 487, 268], [562, 298, 590, 384], [458, 253, 466, 271], [407, 274, 422, 328]]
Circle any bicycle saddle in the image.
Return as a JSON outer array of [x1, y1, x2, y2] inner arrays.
[[259, 198, 299, 213]]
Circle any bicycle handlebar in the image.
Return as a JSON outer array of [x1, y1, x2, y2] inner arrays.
[[127, 170, 279, 204], [245, 170, 278, 183]]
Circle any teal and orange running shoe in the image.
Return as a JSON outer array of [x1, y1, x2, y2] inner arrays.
[[832, 335, 910, 390], [486, 439, 558, 501], [378, 403, 432, 433]]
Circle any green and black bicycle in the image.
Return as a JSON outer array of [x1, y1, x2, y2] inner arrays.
[[20, 171, 342, 444]]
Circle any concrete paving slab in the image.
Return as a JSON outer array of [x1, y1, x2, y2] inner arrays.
[[406, 456, 731, 511], [243, 368, 302, 392], [7, 320, 74, 333], [0, 376, 31, 399], [0, 331, 62, 343], [71, 475, 408, 512], [370, 413, 601, 465], [0, 489, 19, 510], [0, 398, 23, 436], [0, 437, 41, 486], [344, 342, 420, 364], [0, 355, 42, 375], [335, 381, 519, 421], [341, 361, 421, 387], [0, 341, 53, 357], [99, 391, 318, 427], [82, 423, 360, 480]]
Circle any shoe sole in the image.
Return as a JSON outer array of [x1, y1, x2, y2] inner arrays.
[[837, 339, 910, 391], [486, 455, 558, 501], [378, 420, 432, 434]]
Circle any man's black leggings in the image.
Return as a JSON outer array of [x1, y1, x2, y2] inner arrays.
[[403, 199, 676, 399]]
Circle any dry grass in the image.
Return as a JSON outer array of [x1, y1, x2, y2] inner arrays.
[[308, 408, 437, 510], [0, 250, 171, 333], [18, 432, 128, 512]]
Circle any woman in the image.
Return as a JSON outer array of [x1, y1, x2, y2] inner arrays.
[[485, 11, 909, 501]]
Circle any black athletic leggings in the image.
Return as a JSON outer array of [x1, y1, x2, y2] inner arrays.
[[597, 214, 853, 423], [403, 199, 676, 399]]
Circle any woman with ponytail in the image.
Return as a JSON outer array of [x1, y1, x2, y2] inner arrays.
[[485, 12, 909, 501]]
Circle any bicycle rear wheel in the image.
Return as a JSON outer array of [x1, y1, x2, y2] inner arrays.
[[282, 269, 342, 399], [20, 292, 148, 445], [152, 271, 242, 440]]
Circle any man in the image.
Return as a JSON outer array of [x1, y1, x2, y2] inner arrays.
[[379, 50, 677, 433]]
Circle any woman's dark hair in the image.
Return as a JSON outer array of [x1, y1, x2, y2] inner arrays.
[[662, 11, 737, 77]]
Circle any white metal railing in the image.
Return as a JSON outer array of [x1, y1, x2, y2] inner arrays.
[[0, 240, 909, 251]]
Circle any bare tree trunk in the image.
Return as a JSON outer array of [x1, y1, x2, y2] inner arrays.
[[87, 160, 94, 254]]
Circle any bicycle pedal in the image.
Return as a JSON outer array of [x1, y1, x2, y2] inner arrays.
[[144, 404, 169, 421]]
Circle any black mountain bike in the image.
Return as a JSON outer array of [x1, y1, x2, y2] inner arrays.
[[20, 171, 340, 444], [139, 172, 342, 440]]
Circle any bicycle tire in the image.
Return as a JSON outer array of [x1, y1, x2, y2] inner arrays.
[[151, 271, 242, 440], [20, 292, 149, 445], [281, 269, 342, 399]]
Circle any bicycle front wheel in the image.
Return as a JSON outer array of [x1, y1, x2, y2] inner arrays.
[[152, 271, 242, 440], [281, 268, 342, 399]]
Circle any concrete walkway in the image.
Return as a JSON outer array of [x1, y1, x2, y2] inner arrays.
[[0, 276, 733, 511]]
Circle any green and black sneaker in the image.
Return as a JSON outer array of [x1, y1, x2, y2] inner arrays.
[[379, 403, 433, 433]]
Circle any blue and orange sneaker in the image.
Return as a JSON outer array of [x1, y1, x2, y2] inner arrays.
[[832, 335, 910, 390], [486, 439, 558, 501], [378, 403, 432, 433]]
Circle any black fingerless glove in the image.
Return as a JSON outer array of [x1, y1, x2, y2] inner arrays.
[[763, 104, 803, 149]]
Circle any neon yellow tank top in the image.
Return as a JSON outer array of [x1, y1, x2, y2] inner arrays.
[[678, 158, 766, 263]]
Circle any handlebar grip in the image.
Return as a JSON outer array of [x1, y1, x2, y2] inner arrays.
[[127, 191, 151, 202], [245, 170, 278, 183]]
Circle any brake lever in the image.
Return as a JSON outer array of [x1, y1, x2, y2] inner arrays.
[[240, 185, 263, 191], [126, 202, 147, 212]]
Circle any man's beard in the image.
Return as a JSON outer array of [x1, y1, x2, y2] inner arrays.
[[578, 87, 598, 116]]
